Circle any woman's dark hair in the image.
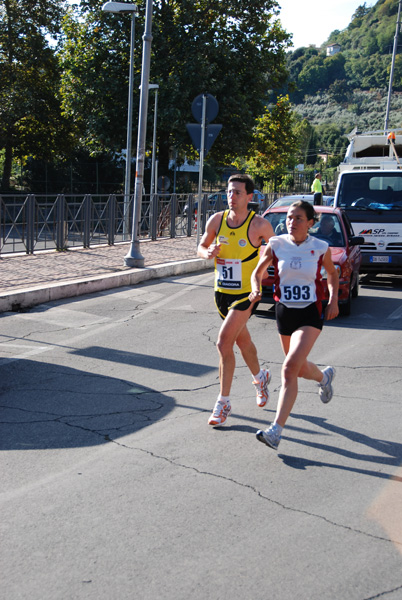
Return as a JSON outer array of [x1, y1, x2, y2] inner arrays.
[[289, 200, 318, 223]]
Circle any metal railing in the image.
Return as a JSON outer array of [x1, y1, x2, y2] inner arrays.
[[1, 191, 259, 255]]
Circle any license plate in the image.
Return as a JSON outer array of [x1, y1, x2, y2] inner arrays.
[[370, 256, 391, 263]]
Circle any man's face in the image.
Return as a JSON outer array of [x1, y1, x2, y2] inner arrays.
[[227, 181, 251, 210], [320, 217, 334, 234]]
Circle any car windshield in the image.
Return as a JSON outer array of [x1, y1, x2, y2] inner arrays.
[[337, 172, 402, 210], [273, 198, 303, 206], [264, 213, 345, 247]]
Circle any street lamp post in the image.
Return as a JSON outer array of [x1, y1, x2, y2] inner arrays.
[[149, 84, 159, 196], [101, 2, 138, 238], [124, 0, 153, 267]]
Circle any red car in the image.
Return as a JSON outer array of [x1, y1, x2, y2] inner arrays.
[[261, 205, 364, 316]]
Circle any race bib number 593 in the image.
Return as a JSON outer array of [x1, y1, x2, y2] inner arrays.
[[216, 258, 242, 289], [281, 284, 313, 302]]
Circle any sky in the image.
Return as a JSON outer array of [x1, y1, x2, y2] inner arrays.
[[278, 0, 374, 49]]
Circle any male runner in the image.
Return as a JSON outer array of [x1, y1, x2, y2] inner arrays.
[[197, 173, 274, 426]]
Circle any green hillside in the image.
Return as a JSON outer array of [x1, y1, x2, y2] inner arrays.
[[287, 0, 402, 132]]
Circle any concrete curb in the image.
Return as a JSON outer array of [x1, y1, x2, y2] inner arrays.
[[0, 258, 212, 313]]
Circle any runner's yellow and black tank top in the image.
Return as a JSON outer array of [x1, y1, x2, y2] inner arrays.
[[214, 210, 259, 294]]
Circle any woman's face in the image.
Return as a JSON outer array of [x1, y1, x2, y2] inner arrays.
[[286, 206, 314, 240]]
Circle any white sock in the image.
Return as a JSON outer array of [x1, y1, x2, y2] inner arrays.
[[218, 394, 230, 404], [252, 369, 264, 382], [271, 422, 283, 436], [320, 371, 328, 386]]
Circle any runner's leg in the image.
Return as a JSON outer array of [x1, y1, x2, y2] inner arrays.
[[235, 324, 260, 376], [216, 306, 254, 397], [275, 326, 321, 427]]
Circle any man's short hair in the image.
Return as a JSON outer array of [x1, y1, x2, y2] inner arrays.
[[228, 173, 255, 195]]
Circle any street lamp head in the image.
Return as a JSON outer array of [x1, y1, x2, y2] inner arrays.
[[139, 83, 159, 90], [102, 1, 138, 14]]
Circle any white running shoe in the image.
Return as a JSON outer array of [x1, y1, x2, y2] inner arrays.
[[252, 369, 271, 407], [256, 425, 281, 450], [208, 398, 232, 427], [319, 366, 336, 404]]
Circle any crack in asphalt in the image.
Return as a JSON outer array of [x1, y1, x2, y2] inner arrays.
[[48, 417, 401, 551], [363, 584, 402, 599], [112, 435, 402, 548]]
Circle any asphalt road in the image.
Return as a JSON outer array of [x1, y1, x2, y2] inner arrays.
[[1, 271, 402, 600]]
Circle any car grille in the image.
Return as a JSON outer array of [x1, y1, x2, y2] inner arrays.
[[362, 242, 402, 252], [386, 242, 402, 251]]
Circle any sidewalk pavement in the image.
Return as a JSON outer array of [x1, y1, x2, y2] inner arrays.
[[0, 237, 212, 313]]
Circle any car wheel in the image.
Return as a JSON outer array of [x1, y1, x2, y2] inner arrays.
[[339, 284, 352, 316], [351, 274, 359, 298]]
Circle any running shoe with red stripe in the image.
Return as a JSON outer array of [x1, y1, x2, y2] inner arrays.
[[208, 398, 232, 427], [252, 369, 271, 407]]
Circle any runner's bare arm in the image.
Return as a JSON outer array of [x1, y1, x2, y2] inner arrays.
[[197, 212, 223, 259], [249, 214, 274, 247], [322, 248, 339, 320], [249, 243, 273, 302]]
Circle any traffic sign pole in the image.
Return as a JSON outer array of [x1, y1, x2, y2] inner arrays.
[[196, 94, 207, 246], [186, 92, 222, 246]]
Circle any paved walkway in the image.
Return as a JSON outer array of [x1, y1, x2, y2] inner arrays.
[[0, 237, 212, 312]]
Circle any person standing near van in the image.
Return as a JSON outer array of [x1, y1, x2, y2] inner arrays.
[[311, 173, 323, 205]]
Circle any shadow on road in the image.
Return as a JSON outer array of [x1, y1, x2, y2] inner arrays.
[[71, 346, 215, 376], [0, 359, 176, 451], [279, 413, 402, 482]]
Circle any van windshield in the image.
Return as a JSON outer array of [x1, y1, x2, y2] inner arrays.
[[337, 172, 402, 210]]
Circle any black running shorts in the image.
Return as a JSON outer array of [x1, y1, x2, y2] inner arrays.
[[215, 291, 259, 320], [275, 301, 324, 336]]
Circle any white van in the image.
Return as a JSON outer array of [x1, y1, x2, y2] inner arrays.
[[334, 130, 402, 274]]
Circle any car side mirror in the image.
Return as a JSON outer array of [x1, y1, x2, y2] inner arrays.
[[349, 236, 365, 246], [248, 201, 260, 212]]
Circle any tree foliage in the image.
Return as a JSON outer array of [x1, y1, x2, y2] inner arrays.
[[58, 0, 291, 174], [0, 0, 73, 189], [59, 3, 137, 156], [242, 95, 298, 178], [286, 0, 402, 103]]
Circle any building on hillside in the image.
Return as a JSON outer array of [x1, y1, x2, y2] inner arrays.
[[326, 43, 341, 56]]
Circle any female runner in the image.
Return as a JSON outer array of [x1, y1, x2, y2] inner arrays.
[[249, 201, 339, 450]]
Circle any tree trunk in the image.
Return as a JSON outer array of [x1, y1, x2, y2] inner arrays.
[[1, 139, 13, 191], [158, 134, 171, 177]]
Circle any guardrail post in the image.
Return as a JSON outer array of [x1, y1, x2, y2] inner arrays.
[[170, 193, 177, 238], [56, 194, 66, 250], [200, 193, 208, 235], [26, 194, 35, 254], [187, 193, 193, 237], [150, 193, 158, 240], [83, 194, 91, 248], [108, 194, 116, 245]]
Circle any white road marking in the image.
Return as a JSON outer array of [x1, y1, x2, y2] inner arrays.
[[0, 272, 213, 366], [387, 305, 402, 320], [16, 308, 110, 327]]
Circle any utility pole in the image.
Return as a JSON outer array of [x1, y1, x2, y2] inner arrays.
[[384, 0, 402, 132]]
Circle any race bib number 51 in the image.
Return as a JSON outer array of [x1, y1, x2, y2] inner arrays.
[[216, 258, 242, 289]]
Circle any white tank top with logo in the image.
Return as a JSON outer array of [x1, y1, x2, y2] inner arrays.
[[271, 234, 328, 308]]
